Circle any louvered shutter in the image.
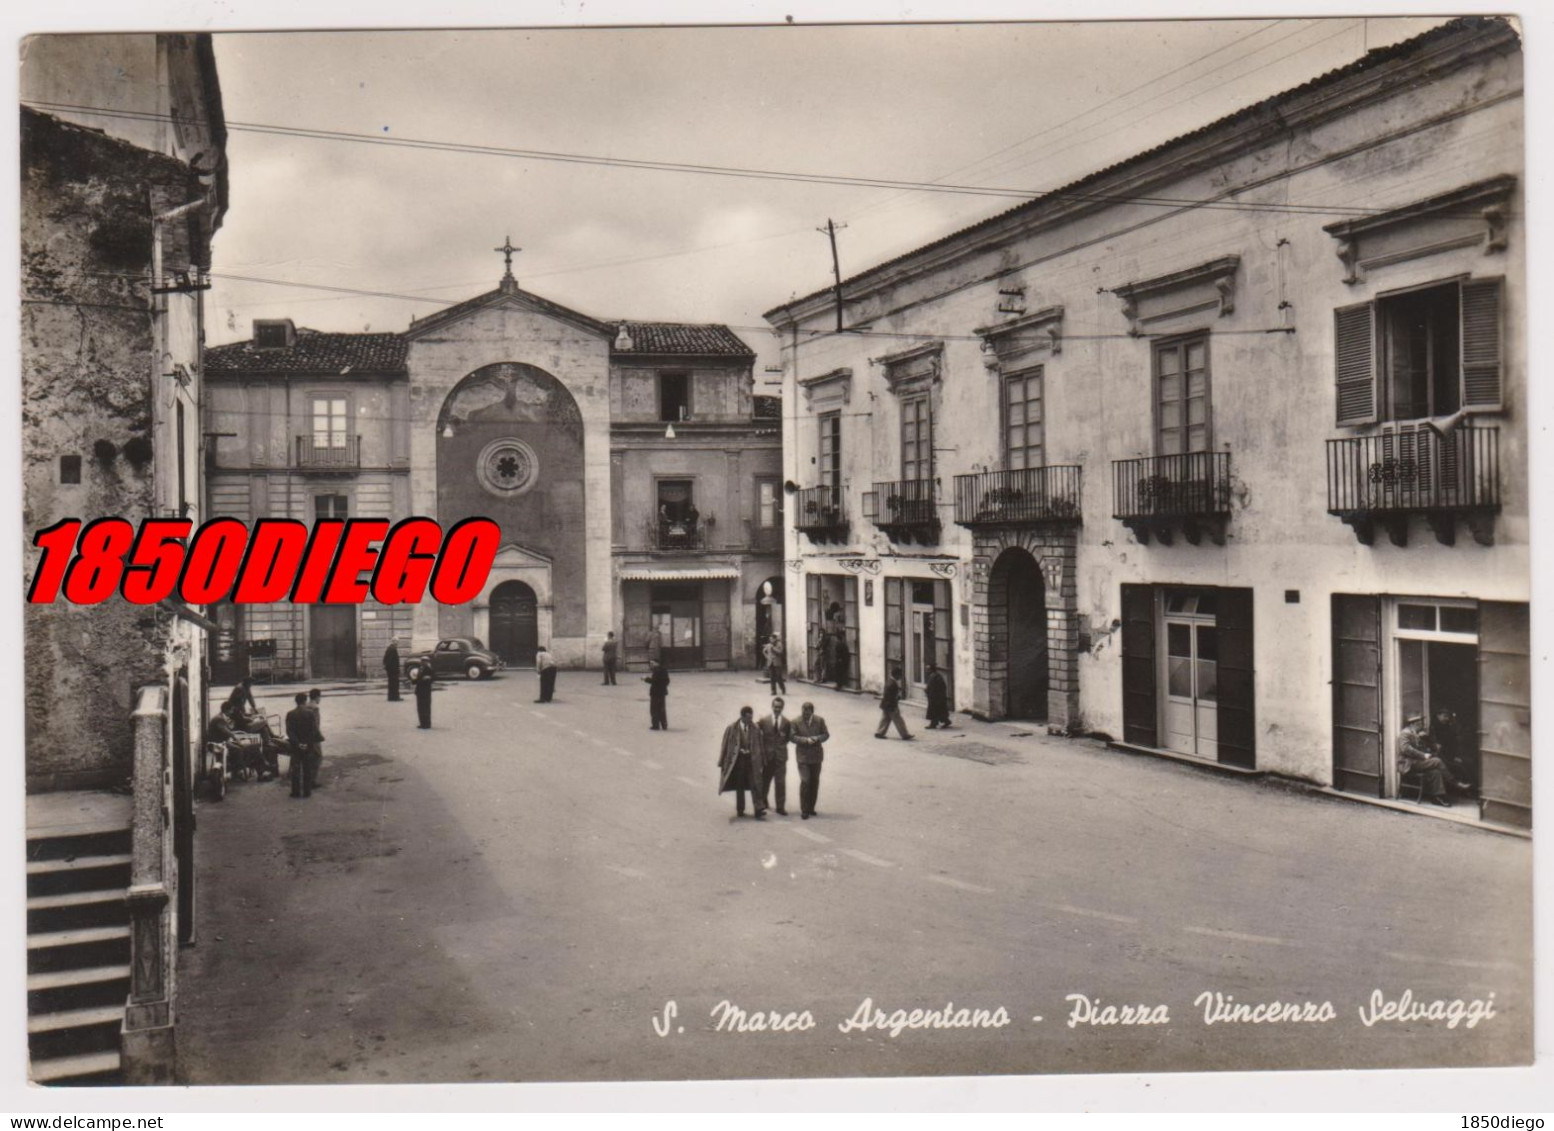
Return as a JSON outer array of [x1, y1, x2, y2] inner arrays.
[[1460, 277, 1504, 411], [1334, 302, 1377, 425], [1121, 584, 1157, 748], [1215, 587, 1256, 770]]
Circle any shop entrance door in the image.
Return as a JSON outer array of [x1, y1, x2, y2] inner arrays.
[[1391, 600, 1480, 798], [653, 583, 704, 669], [1162, 590, 1218, 759]]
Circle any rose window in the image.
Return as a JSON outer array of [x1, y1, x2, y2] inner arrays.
[[475, 438, 539, 497]]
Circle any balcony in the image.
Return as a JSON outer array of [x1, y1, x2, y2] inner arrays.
[[863, 479, 940, 545], [295, 434, 361, 471], [954, 466, 1082, 528], [1112, 451, 1231, 546], [794, 485, 849, 544], [1326, 424, 1500, 547], [746, 520, 784, 555], [651, 520, 707, 552]]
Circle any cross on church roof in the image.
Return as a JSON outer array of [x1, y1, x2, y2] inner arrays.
[[494, 235, 521, 291]]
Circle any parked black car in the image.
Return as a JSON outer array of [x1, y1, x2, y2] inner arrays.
[[404, 637, 505, 681]]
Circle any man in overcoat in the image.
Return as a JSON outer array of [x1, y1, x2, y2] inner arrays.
[[790, 701, 830, 819], [757, 696, 793, 815], [924, 663, 951, 729], [414, 664, 436, 729], [384, 638, 402, 701], [718, 706, 767, 818], [875, 666, 914, 740], [602, 631, 619, 685]]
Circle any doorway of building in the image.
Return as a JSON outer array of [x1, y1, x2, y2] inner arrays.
[[653, 583, 704, 669], [993, 548, 1047, 720], [173, 671, 195, 945], [756, 577, 784, 664], [1161, 590, 1218, 759], [308, 605, 357, 678], [1392, 601, 1480, 798], [490, 580, 539, 667]]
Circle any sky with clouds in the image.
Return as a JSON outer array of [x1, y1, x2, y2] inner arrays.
[[206, 16, 1449, 375]]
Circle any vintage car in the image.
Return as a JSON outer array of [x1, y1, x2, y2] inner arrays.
[[404, 637, 506, 681]]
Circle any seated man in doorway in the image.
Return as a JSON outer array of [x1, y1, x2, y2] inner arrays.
[[1397, 714, 1464, 808], [1431, 707, 1476, 797]]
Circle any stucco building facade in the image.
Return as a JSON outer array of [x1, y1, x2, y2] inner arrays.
[[21, 33, 229, 1082], [204, 265, 782, 678], [766, 17, 1528, 829]]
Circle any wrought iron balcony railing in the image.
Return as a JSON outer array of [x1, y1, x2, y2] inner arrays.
[[295, 434, 361, 469], [1113, 452, 1231, 518], [652, 521, 706, 552], [1112, 451, 1231, 546], [794, 484, 849, 543], [1326, 424, 1500, 547], [954, 466, 1082, 527], [863, 479, 940, 544]]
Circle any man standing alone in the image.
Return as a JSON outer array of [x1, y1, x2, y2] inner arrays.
[[384, 638, 402, 701], [924, 662, 950, 730], [601, 631, 619, 686], [286, 692, 323, 799], [757, 696, 792, 815], [535, 643, 558, 703], [875, 666, 914, 740], [791, 701, 830, 819], [414, 664, 435, 729], [765, 635, 787, 695], [645, 659, 670, 730]]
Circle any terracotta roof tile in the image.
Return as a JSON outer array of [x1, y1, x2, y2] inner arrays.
[[614, 321, 754, 358], [207, 329, 408, 375]]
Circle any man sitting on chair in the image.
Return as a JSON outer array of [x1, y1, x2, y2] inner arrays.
[[1397, 714, 1463, 808]]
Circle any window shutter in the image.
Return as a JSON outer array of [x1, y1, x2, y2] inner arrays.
[[1331, 594, 1382, 797], [1460, 277, 1504, 411], [1334, 302, 1376, 425], [1120, 584, 1157, 748], [884, 577, 904, 682], [1215, 587, 1256, 770]]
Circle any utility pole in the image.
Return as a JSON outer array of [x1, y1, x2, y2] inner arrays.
[[817, 219, 847, 333]]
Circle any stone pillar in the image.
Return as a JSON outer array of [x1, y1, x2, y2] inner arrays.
[[121, 685, 175, 1084]]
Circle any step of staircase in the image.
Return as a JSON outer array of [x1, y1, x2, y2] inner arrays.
[[28, 925, 132, 951], [27, 1004, 124, 1034], [27, 963, 133, 992], [26, 853, 133, 875], [27, 889, 128, 911], [29, 1049, 121, 1085]]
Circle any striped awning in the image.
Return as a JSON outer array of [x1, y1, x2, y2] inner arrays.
[[619, 565, 741, 582]]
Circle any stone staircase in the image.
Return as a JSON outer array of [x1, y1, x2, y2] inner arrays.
[[25, 793, 134, 1085]]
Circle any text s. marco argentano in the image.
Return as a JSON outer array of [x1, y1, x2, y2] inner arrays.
[[650, 989, 1499, 1036]]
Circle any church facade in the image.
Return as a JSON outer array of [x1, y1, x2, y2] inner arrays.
[[205, 259, 781, 677]]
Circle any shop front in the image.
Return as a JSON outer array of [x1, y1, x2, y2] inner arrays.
[[619, 565, 737, 670], [805, 572, 859, 690], [1332, 595, 1530, 828]]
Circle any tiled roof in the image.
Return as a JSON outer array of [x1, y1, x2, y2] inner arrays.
[[765, 16, 1516, 320], [207, 329, 408, 375], [614, 321, 754, 358]]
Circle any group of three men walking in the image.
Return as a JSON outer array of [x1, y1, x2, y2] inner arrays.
[[717, 698, 829, 820]]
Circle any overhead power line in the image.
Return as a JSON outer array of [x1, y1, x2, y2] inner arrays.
[[23, 97, 1465, 220]]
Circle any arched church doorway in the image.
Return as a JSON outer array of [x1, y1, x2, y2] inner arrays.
[[490, 580, 539, 666], [991, 547, 1048, 721]]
